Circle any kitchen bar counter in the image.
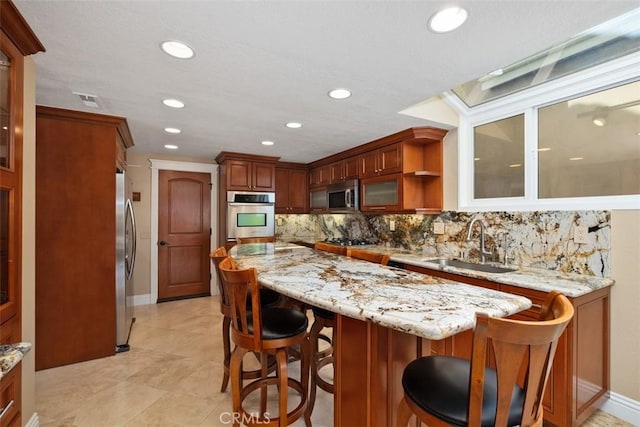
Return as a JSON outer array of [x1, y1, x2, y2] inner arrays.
[[230, 242, 532, 426], [229, 242, 530, 341]]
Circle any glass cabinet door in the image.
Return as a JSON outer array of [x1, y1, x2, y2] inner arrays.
[[361, 175, 402, 212], [0, 36, 20, 323], [309, 188, 327, 212]]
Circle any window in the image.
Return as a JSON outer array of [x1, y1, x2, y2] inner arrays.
[[538, 80, 640, 199], [457, 55, 640, 211], [473, 114, 524, 199]]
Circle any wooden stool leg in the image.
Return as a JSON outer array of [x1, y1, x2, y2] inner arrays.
[[302, 335, 312, 427], [396, 397, 413, 427], [230, 346, 248, 427], [305, 317, 322, 420], [275, 348, 289, 427], [221, 316, 232, 392], [260, 352, 268, 416]]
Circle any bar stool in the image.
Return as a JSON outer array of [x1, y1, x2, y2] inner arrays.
[[397, 291, 574, 427], [218, 256, 310, 426], [306, 244, 390, 419], [210, 247, 282, 392]]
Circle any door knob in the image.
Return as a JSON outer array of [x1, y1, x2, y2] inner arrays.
[[159, 240, 168, 246]]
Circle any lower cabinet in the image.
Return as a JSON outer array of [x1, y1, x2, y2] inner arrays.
[[0, 363, 21, 427], [404, 264, 610, 427]]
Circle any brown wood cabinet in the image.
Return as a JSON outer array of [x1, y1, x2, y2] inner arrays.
[[35, 106, 134, 371], [308, 127, 447, 214], [330, 157, 359, 183], [309, 163, 331, 187], [404, 264, 610, 427], [275, 163, 308, 213], [358, 142, 402, 178], [215, 152, 280, 247], [0, 3, 44, 426]]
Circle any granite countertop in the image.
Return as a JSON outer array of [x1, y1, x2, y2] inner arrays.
[[229, 243, 531, 340], [346, 245, 614, 298], [0, 342, 31, 378]]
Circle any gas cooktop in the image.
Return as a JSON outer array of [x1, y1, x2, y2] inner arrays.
[[323, 238, 376, 246]]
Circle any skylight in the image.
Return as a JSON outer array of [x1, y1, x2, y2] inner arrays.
[[452, 8, 640, 108]]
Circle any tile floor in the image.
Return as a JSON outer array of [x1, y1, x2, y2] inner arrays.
[[36, 296, 631, 426]]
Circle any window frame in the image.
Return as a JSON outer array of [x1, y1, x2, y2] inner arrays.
[[452, 52, 640, 212]]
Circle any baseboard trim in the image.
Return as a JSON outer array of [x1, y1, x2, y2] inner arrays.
[[25, 412, 39, 427], [132, 293, 152, 306], [600, 392, 640, 425]]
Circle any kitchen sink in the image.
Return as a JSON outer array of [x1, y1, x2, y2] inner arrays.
[[424, 258, 517, 274]]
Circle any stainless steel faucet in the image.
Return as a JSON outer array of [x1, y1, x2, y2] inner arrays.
[[466, 217, 493, 263]]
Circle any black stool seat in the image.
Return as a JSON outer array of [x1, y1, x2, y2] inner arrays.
[[246, 288, 282, 308], [246, 307, 309, 340], [312, 306, 335, 320], [402, 356, 525, 427]]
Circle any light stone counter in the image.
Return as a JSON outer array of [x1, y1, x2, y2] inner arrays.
[[351, 245, 614, 298], [0, 342, 31, 379], [229, 243, 531, 340]]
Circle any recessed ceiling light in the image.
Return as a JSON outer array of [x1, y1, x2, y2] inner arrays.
[[261, 140, 275, 146], [328, 88, 351, 99], [164, 144, 179, 150], [428, 6, 468, 33], [161, 41, 194, 59], [164, 127, 181, 134], [162, 98, 185, 109], [286, 122, 303, 129], [592, 115, 606, 127], [569, 157, 584, 161], [537, 147, 552, 152], [509, 163, 522, 168]]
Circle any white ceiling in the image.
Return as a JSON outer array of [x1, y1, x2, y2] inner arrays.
[[14, 1, 639, 163]]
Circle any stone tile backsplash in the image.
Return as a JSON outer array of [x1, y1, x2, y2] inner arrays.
[[276, 210, 611, 277]]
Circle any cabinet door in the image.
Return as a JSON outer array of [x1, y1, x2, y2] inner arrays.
[[343, 157, 359, 180], [252, 162, 275, 191], [275, 168, 290, 213], [360, 174, 402, 212], [288, 169, 308, 212], [378, 143, 402, 175], [330, 161, 344, 183], [227, 160, 252, 190], [359, 151, 379, 178], [310, 164, 330, 186], [309, 187, 327, 212]]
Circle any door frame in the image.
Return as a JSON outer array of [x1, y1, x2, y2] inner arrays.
[[149, 159, 218, 303]]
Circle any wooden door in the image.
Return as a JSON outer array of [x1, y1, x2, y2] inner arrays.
[[158, 170, 211, 301], [275, 167, 290, 213], [359, 150, 379, 178], [343, 157, 359, 180]]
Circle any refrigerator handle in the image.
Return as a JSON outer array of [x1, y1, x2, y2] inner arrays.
[[125, 198, 137, 280]]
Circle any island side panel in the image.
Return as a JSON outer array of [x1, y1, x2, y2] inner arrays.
[[335, 314, 425, 427]]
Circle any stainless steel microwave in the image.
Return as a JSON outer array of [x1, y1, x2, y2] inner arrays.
[[327, 179, 359, 212]]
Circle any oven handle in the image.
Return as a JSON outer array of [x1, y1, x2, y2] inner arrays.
[[228, 202, 274, 207]]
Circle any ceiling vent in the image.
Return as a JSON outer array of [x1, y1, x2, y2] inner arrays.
[[73, 92, 99, 108]]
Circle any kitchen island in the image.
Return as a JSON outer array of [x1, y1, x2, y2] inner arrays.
[[229, 242, 531, 426]]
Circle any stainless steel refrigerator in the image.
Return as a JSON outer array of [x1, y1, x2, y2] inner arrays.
[[116, 169, 136, 352]]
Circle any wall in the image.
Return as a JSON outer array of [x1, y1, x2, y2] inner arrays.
[[609, 210, 640, 402], [126, 151, 216, 298], [21, 56, 36, 425]]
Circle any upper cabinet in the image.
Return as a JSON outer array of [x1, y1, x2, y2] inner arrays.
[[358, 142, 402, 178], [330, 157, 359, 183], [309, 163, 331, 187], [310, 127, 448, 214], [275, 163, 308, 213], [216, 152, 278, 192]]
